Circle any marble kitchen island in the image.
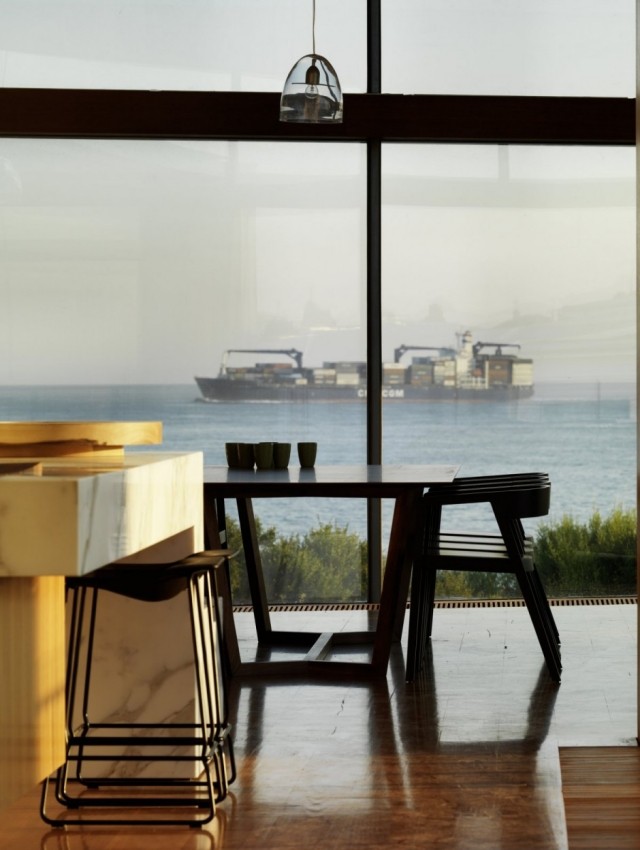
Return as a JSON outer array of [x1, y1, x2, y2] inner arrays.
[[0, 423, 204, 811]]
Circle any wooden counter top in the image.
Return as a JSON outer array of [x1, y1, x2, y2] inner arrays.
[[0, 420, 163, 457]]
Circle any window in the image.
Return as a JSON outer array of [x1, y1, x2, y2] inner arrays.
[[0, 137, 368, 603], [0, 0, 367, 92], [382, 143, 636, 596], [382, 0, 634, 96], [0, 2, 635, 601]]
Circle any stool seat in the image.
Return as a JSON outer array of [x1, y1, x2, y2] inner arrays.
[[67, 551, 229, 602], [41, 550, 236, 827]]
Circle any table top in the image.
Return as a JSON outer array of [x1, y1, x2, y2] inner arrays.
[[203, 463, 459, 498]]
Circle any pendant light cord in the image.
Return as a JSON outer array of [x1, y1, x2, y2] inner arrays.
[[312, 0, 316, 55]]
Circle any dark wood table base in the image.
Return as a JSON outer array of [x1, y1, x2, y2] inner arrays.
[[203, 465, 459, 679]]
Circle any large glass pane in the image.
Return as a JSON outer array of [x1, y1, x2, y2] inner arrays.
[[382, 143, 636, 597], [0, 0, 366, 92], [382, 0, 635, 96], [0, 138, 367, 602]]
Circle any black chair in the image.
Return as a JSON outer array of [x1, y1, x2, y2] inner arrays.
[[40, 551, 236, 827], [406, 473, 561, 683]]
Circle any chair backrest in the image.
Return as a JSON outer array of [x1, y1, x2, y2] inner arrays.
[[425, 473, 551, 520]]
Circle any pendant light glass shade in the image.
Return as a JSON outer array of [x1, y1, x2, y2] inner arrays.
[[279, 53, 343, 124]]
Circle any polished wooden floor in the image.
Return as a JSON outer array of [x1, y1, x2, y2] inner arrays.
[[1, 601, 637, 850], [561, 746, 640, 850]]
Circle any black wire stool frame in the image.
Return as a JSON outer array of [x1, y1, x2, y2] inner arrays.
[[40, 552, 236, 827]]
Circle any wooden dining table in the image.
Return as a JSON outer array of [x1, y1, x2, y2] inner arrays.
[[203, 463, 459, 678]]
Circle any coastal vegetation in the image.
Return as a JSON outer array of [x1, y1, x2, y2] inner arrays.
[[225, 506, 637, 604], [226, 517, 368, 603], [534, 507, 636, 596]]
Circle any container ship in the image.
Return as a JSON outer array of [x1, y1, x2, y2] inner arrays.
[[194, 331, 534, 403]]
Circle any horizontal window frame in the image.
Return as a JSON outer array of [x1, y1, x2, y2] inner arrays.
[[0, 89, 634, 146]]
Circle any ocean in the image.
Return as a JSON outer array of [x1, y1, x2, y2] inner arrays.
[[0, 382, 635, 541]]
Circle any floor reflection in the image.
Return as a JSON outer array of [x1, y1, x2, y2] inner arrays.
[[3, 602, 635, 850], [223, 609, 570, 849]]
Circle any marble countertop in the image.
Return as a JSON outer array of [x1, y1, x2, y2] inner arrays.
[[0, 451, 203, 577]]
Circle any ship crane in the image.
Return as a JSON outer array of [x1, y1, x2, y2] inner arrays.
[[472, 342, 521, 357], [220, 348, 303, 375], [393, 344, 454, 363]]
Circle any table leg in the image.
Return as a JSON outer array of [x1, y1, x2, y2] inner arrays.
[[236, 498, 325, 653], [372, 489, 424, 671], [203, 495, 223, 548], [236, 497, 273, 642], [204, 485, 424, 679]]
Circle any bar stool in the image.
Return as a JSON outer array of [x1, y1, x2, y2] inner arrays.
[[40, 551, 236, 827]]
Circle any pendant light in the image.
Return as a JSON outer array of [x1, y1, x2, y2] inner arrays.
[[279, 0, 343, 124]]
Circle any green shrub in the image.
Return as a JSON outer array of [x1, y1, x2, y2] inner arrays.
[[534, 507, 637, 596], [223, 506, 637, 604], [225, 516, 368, 604], [435, 571, 519, 600]]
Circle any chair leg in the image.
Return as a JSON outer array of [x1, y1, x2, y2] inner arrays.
[[189, 569, 235, 805], [406, 563, 425, 681], [205, 565, 237, 789], [41, 583, 92, 824], [50, 584, 93, 811], [423, 567, 437, 640], [529, 568, 560, 647], [406, 505, 441, 682], [516, 570, 562, 683], [496, 515, 561, 680], [406, 564, 438, 681], [423, 504, 441, 642], [187, 574, 219, 819]]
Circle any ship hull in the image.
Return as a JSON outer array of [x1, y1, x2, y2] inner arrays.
[[194, 376, 534, 403]]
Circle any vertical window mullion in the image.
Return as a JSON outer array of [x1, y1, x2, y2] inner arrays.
[[366, 0, 383, 601]]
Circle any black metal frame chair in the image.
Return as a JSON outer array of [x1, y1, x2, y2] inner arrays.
[[407, 473, 561, 683], [40, 551, 236, 827]]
